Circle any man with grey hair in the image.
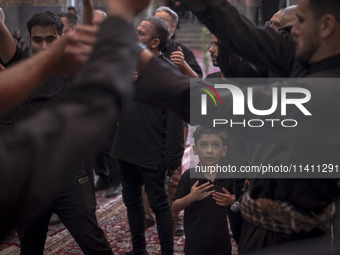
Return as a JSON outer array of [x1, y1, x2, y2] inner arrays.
[[280, 5, 297, 32], [267, 9, 283, 31], [154, 6, 202, 78], [93, 9, 107, 27]]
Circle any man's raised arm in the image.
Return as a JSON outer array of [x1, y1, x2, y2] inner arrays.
[[0, 8, 16, 65], [183, 0, 296, 77]]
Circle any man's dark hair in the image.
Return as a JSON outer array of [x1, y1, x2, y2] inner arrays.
[[67, 6, 77, 14], [27, 11, 64, 36], [144, 17, 170, 51], [58, 12, 79, 28], [309, 0, 340, 22], [193, 126, 227, 146]]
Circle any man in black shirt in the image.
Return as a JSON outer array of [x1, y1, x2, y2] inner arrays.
[[154, 6, 202, 78], [112, 17, 184, 255]]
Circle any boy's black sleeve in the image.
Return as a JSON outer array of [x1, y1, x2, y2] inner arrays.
[[173, 169, 191, 201], [229, 179, 235, 195]]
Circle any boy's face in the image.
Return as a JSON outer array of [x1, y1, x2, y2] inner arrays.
[[193, 133, 227, 167]]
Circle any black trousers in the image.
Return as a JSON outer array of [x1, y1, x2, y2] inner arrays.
[[18, 169, 113, 255], [118, 160, 173, 255], [95, 128, 120, 187]]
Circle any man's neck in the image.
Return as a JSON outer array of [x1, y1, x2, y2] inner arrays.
[[310, 40, 340, 64], [220, 70, 226, 79], [151, 48, 161, 57]]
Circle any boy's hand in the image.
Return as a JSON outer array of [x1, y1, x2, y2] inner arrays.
[[188, 180, 214, 202], [212, 187, 235, 207]]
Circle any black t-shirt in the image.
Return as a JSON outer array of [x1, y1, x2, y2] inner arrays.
[[174, 169, 234, 255]]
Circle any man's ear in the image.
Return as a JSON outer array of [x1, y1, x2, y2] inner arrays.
[[170, 24, 176, 34], [193, 144, 198, 155], [151, 38, 160, 49], [320, 14, 337, 38], [222, 145, 228, 157]]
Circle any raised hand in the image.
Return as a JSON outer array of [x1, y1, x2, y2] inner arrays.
[[212, 187, 235, 207], [170, 46, 199, 77], [82, 0, 94, 25], [170, 46, 185, 67], [49, 25, 98, 75], [0, 7, 5, 22]]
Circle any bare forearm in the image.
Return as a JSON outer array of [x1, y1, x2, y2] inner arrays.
[[179, 62, 199, 78], [82, 0, 94, 25], [0, 20, 16, 64], [172, 195, 193, 215]]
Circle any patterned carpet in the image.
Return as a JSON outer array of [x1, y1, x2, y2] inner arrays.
[[0, 191, 186, 255]]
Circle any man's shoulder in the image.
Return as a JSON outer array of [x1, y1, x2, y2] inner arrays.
[[159, 54, 176, 66], [168, 39, 192, 53], [206, 72, 221, 78], [174, 40, 193, 53]]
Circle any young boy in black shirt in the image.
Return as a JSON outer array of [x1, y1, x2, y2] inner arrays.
[[172, 126, 235, 255]]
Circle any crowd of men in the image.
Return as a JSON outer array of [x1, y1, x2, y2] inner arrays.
[[0, 0, 339, 254]]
